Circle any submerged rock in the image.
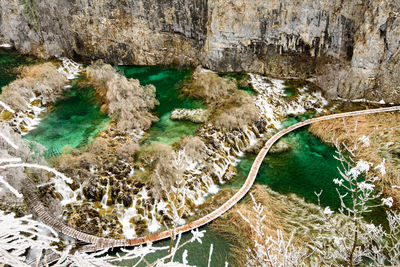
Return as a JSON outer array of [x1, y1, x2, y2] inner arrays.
[[269, 140, 292, 154], [170, 108, 210, 123], [245, 133, 292, 155]]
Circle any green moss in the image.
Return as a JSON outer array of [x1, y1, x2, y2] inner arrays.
[[1, 110, 13, 120], [20, 0, 41, 33]]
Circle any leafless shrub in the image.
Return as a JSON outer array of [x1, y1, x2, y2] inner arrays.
[[114, 138, 139, 161], [183, 67, 235, 105], [183, 67, 260, 130], [0, 63, 68, 111], [139, 142, 173, 166], [85, 61, 115, 97], [86, 62, 159, 132], [139, 142, 182, 199], [51, 152, 96, 183], [87, 137, 109, 156], [0, 90, 27, 111], [175, 136, 206, 160], [214, 103, 259, 130]]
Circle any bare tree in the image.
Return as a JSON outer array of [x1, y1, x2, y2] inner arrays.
[[86, 62, 159, 132], [240, 120, 400, 266], [312, 120, 399, 266]]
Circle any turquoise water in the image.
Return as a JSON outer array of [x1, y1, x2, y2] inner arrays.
[[112, 227, 232, 267], [234, 123, 388, 226], [0, 48, 35, 92], [119, 66, 204, 145], [21, 65, 232, 265], [218, 72, 255, 95], [24, 83, 110, 158], [234, 127, 344, 209], [258, 128, 345, 210]]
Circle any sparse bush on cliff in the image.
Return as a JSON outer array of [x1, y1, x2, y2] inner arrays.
[[20, 0, 41, 33], [86, 62, 159, 132], [0, 63, 68, 111]]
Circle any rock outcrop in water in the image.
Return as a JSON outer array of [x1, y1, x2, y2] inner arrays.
[[0, 1, 399, 101]]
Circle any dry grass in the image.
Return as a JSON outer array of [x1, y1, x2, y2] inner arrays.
[[207, 185, 325, 266], [309, 112, 400, 208]]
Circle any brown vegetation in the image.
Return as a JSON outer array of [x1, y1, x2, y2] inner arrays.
[[213, 103, 259, 130], [174, 135, 206, 160], [139, 142, 179, 199], [183, 67, 236, 104], [52, 150, 97, 184], [208, 184, 325, 266], [0, 63, 68, 111], [52, 124, 139, 185], [182, 67, 259, 130], [309, 112, 400, 208], [86, 61, 159, 132], [139, 142, 173, 166]]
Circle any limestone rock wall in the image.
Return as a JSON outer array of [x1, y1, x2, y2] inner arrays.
[[0, 0, 399, 102]]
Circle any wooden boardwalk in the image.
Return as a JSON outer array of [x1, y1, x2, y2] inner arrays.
[[24, 106, 400, 251]]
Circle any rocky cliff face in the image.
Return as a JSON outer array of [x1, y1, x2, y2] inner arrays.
[[0, 0, 399, 102]]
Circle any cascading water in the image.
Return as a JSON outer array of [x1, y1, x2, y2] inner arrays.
[[27, 65, 332, 239]]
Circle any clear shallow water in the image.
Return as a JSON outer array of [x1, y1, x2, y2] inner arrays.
[[0, 48, 36, 92], [235, 120, 388, 226], [111, 227, 232, 267], [5, 55, 387, 263], [119, 66, 204, 145], [24, 83, 110, 158], [115, 67, 233, 266]]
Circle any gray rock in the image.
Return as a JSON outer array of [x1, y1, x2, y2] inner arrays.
[[1, 0, 399, 103], [170, 108, 210, 123]]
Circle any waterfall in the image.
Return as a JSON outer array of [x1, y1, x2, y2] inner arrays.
[[51, 72, 331, 238]]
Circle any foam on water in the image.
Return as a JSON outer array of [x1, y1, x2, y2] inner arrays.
[[57, 57, 83, 80]]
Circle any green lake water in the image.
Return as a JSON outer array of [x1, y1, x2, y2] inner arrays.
[[119, 66, 203, 145], [2, 51, 388, 265], [112, 226, 232, 267], [0, 48, 35, 92], [235, 127, 344, 210], [234, 120, 388, 226], [20, 64, 232, 266], [24, 83, 110, 158]]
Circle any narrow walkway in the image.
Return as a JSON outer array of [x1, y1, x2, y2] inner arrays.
[[25, 106, 400, 250]]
